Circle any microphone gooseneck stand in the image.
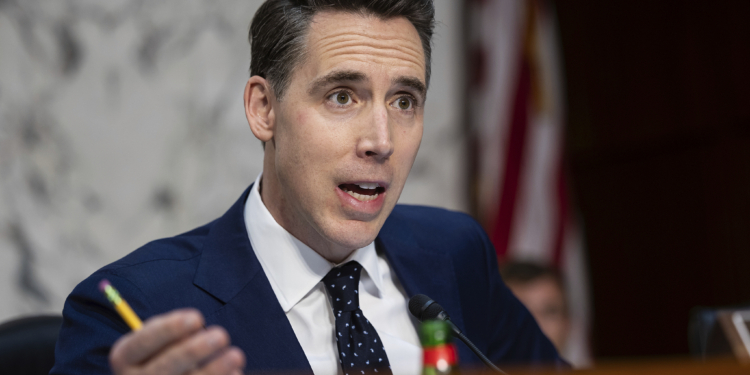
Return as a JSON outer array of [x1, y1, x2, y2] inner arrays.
[[409, 294, 508, 374]]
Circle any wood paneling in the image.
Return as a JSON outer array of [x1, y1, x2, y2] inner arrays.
[[553, 0, 750, 357]]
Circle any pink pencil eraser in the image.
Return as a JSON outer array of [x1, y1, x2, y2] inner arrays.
[[98, 279, 111, 293]]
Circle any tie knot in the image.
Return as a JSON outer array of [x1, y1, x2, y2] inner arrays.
[[323, 261, 362, 312]]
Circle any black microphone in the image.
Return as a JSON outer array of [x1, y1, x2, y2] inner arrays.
[[409, 294, 507, 374]]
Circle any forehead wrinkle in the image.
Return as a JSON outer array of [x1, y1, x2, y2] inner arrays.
[[304, 13, 427, 88], [308, 26, 425, 69], [312, 30, 424, 55], [315, 37, 425, 73], [313, 31, 424, 60], [319, 47, 424, 73], [318, 40, 425, 68]]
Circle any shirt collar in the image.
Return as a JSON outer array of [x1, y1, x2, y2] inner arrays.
[[244, 173, 384, 313]]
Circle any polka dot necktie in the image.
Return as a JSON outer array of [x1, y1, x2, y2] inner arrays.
[[323, 261, 393, 375]]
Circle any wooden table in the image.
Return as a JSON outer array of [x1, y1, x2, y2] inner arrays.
[[498, 357, 749, 375]]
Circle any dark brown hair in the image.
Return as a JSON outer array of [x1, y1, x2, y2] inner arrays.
[[249, 0, 435, 100], [500, 261, 564, 288]]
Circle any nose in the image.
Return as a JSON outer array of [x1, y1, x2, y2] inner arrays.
[[356, 104, 394, 160]]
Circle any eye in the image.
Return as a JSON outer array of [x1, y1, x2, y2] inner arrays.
[[394, 96, 414, 111], [329, 91, 352, 106]]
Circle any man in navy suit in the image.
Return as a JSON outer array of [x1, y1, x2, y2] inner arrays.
[[51, 0, 563, 374]]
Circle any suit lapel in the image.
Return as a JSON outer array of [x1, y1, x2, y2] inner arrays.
[[191, 187, 468, 371], [376, 212, 471, 363], [193, 185, 313, 374]]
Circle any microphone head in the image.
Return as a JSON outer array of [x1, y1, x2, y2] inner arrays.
[[409, 294, 450, 321]]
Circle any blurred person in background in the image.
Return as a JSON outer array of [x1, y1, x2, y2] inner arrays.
[[502, 261, 570, 355]]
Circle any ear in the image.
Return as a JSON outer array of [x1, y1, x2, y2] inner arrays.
[[244, 76, 276, 142]]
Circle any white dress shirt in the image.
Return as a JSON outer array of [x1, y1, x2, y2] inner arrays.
[[244, 173, 422, 375]]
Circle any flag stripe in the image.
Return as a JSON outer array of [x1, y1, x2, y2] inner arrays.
[[490, 58, 531, 258]]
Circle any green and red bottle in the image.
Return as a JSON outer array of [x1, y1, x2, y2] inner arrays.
[[420, 320, 459, 375]]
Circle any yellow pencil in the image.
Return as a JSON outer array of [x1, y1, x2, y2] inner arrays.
[[99, 279, 143, 331]]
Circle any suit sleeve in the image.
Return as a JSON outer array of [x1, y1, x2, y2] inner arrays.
[[50, 272, 153, 374], [467, 218, 569, 367]]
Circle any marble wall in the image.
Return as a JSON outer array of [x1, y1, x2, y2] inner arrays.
[[0, 0, 466, 321]]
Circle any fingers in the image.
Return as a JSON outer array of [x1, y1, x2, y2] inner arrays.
[[193, 347, 246, 375], [109, 308, 245, 375], [110, 308, 204, 370], [142, 326, 239, 374]]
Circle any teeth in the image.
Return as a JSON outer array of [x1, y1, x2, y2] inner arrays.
[[345, 190, 379, 202], [356, 182, 379, 190]]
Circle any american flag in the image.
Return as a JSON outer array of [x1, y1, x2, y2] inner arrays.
[[467, 0, 592, 367]]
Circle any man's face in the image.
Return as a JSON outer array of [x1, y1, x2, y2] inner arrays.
[[260, 11, 426, 261], [507, 277, 570, 352]]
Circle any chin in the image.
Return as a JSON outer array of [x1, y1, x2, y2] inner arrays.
[[322, 218, 384, 251]]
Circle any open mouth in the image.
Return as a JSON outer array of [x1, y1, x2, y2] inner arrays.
[[338, 183, 386, 202]]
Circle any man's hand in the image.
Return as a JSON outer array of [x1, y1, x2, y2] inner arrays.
[[109, 309, 246, 375]]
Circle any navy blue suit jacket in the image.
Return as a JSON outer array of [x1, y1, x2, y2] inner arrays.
[[51, 186, 563, 374]]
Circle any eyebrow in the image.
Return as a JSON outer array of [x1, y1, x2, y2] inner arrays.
[[308, 70, 368, 95], [307, 70, 427, 100], [393, 76, 427, 99]]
